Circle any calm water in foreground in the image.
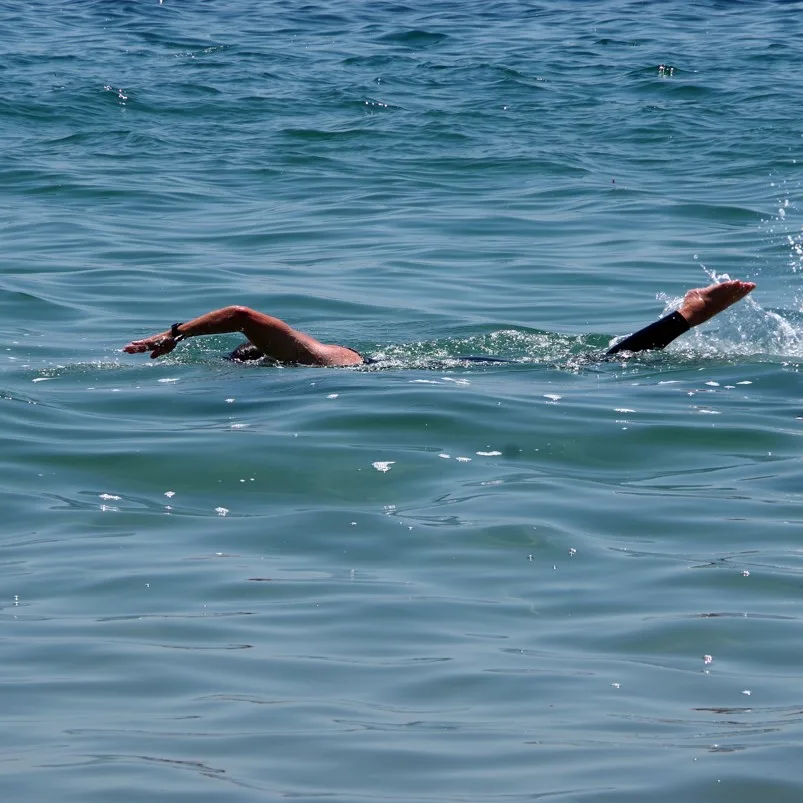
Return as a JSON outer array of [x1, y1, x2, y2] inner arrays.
[[2, 1, 802, 800]]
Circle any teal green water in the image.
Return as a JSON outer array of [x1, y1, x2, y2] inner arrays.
[[2, 2, 803, 800]]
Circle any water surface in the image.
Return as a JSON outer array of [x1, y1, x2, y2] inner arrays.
[[2, 1, 802, 801]]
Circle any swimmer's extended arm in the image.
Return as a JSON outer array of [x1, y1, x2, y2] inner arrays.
[[123, 306, 363, 366], [606, 280, 755, 356], [123, 307, 292, 360]]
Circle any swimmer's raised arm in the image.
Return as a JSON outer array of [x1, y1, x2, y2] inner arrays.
[[123, 306, 363, 366], [606, 279, 755, 356]]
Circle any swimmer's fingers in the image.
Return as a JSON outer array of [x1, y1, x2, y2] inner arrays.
[[151, 341, 176, 358], [146, 338, 177, 359], [711, 280, 756, 309], [123, 334, 176, 358], [731, 280, 756, 301]]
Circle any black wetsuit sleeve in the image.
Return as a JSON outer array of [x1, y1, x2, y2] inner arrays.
[[605, 310, 690, 356]]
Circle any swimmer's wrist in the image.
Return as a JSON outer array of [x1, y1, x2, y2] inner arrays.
[[675, 307, 693, 327]]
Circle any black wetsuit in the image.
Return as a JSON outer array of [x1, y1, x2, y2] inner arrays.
[[226, 310, 691, 364], [604, 310, 690, 356]]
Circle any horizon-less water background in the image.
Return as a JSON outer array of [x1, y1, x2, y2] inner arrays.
[[2, 1, 803, 801]]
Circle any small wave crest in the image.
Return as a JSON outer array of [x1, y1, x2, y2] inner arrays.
[[359, 329, 593, 370]]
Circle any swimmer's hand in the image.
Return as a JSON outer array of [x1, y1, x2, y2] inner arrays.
[[677, 280, 756, 328], [123, 331, 178, 359]]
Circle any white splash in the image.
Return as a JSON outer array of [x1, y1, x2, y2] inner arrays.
[[372, 461, 395, 472]]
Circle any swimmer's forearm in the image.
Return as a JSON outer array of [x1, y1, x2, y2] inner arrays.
[[606, 310, 690, 355], [172, 306, 254, 339]]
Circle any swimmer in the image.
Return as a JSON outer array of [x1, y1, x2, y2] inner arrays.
[[122, 280, 756, 366]]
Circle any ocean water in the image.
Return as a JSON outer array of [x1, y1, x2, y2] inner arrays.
[[2, 1, 802, 800]]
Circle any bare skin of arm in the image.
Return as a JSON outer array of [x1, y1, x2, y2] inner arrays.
[[123, 306, 363, 366], [122, 280, 756, 366]]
